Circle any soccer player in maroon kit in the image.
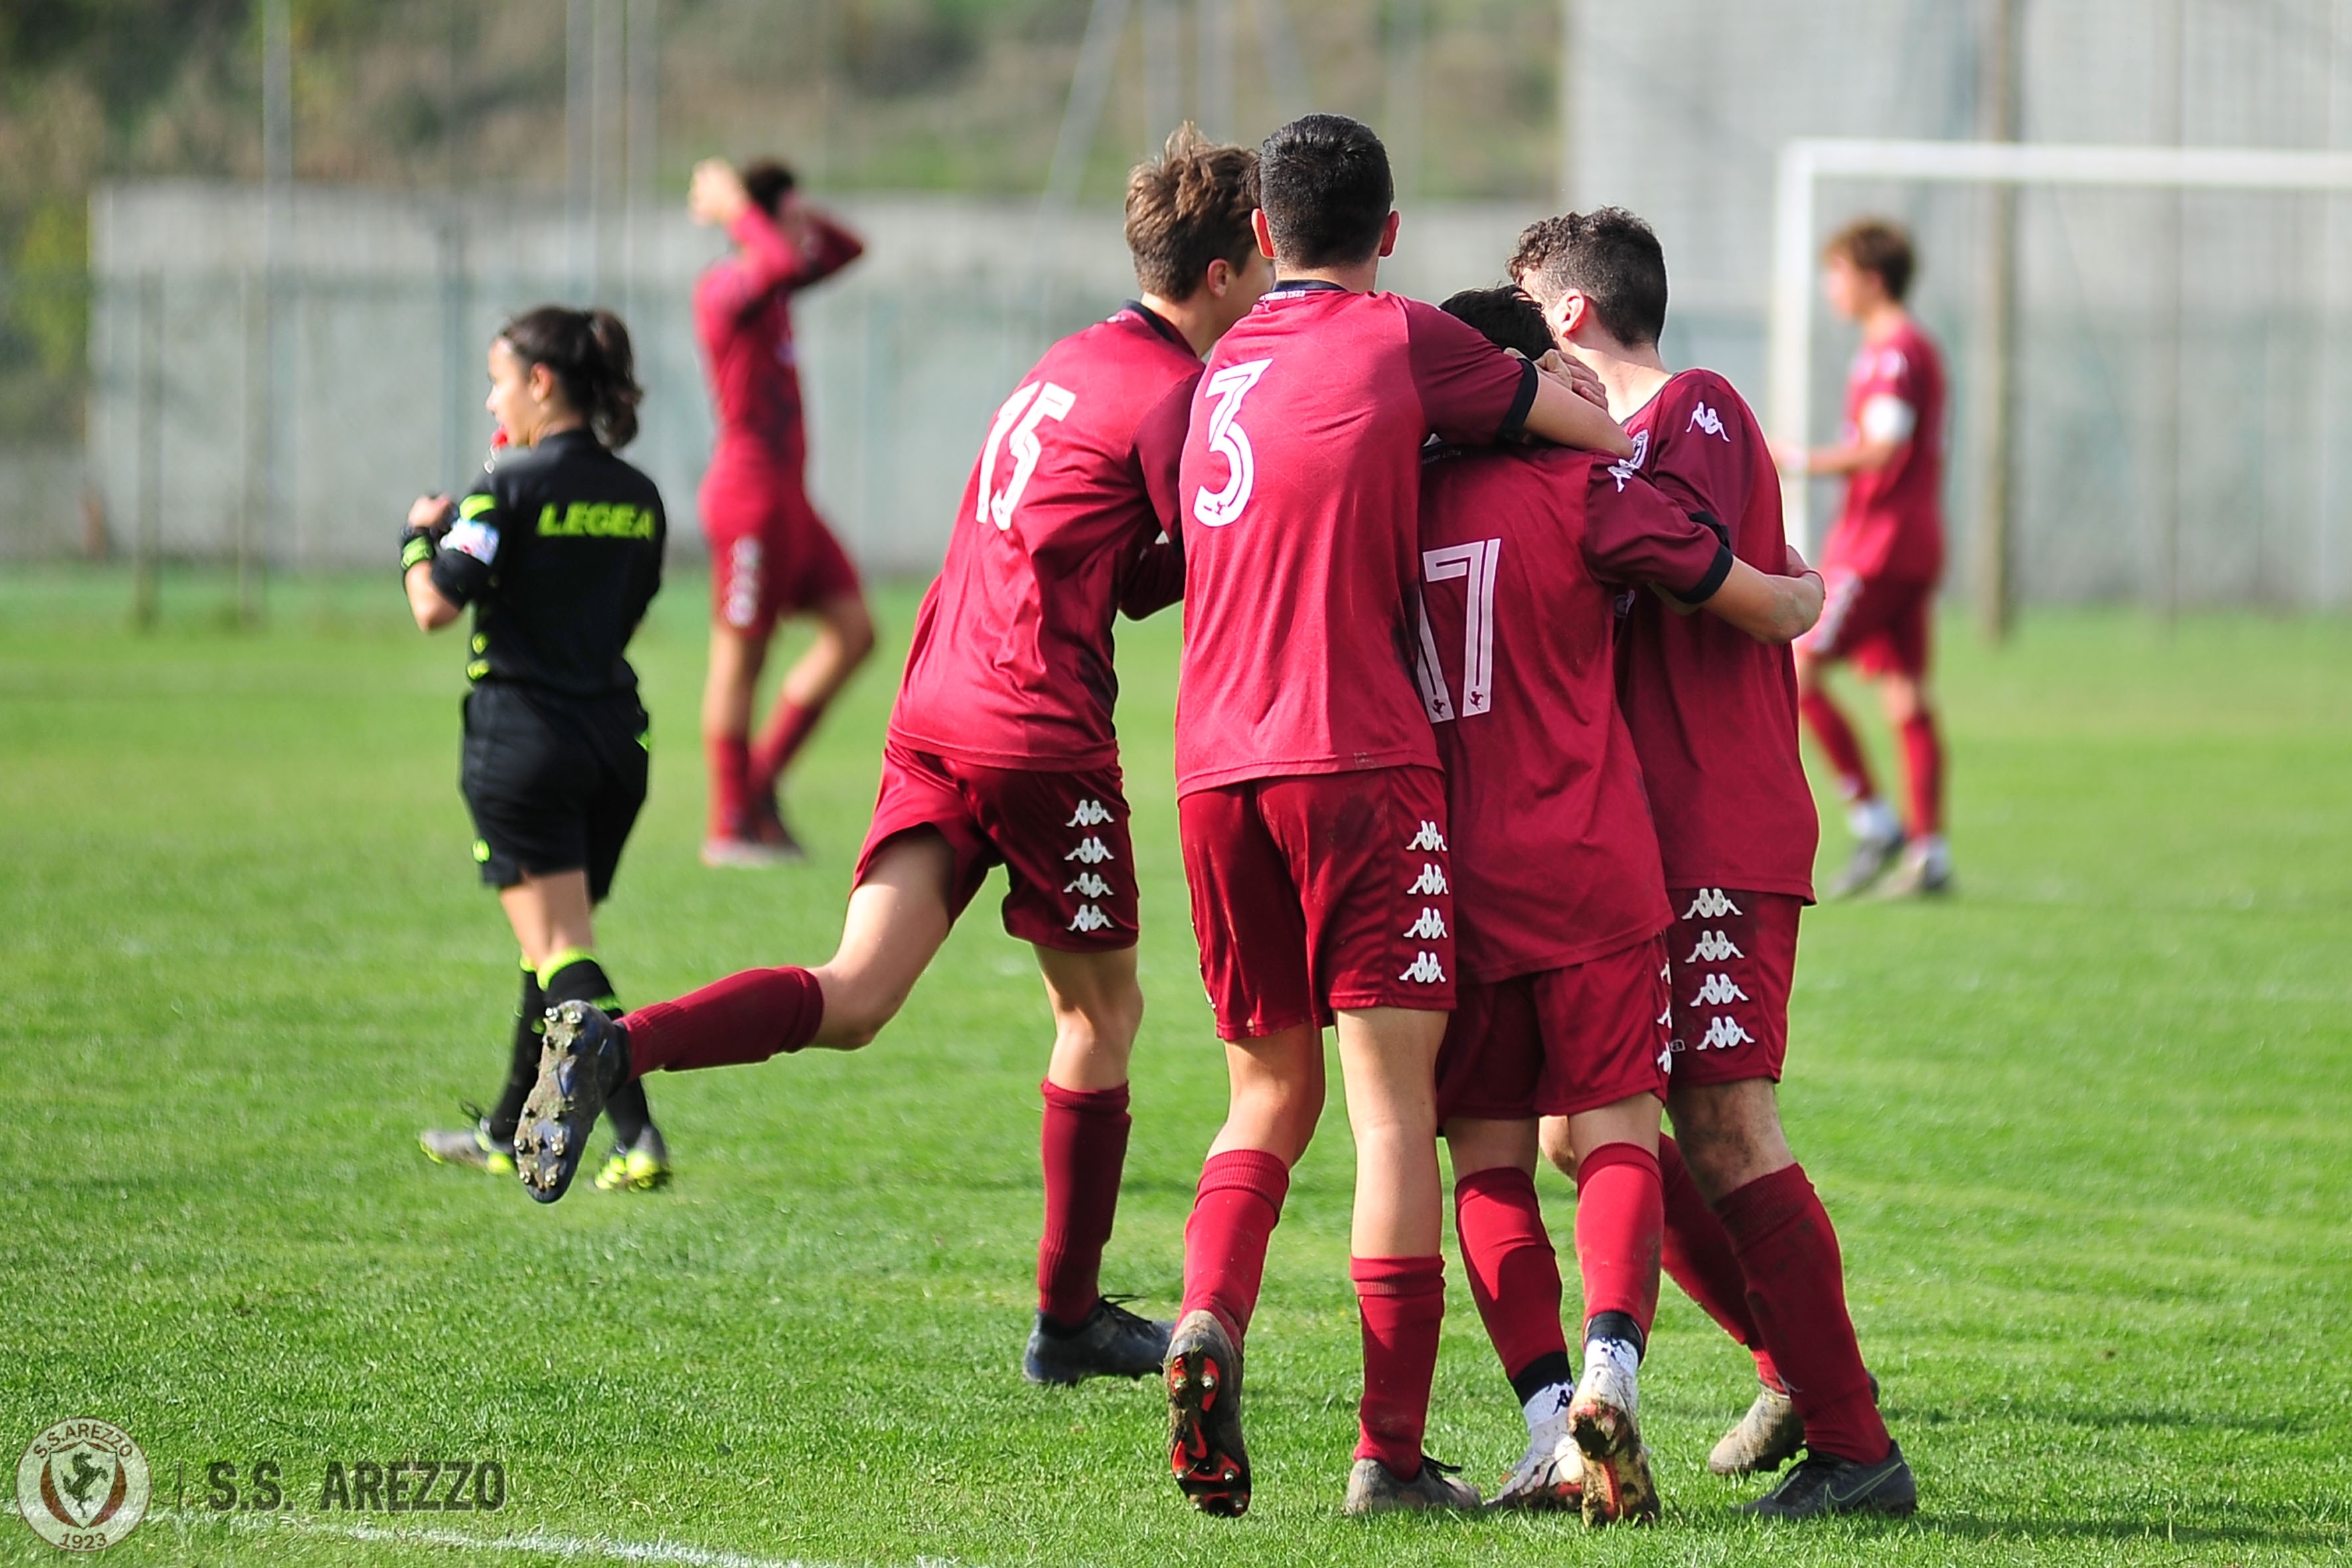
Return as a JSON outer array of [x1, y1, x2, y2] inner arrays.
[[1782, 218, 1952, 899], [512, 129, 1269, 1387], [688, 156, 877, 867], [1420, 287, 1826, 1526], [1514, 208, 1918, 1518], [1158, 115, 1634, 1520]]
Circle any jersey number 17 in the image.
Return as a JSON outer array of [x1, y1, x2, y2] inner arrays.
[[1415, 538, 1501, 723]]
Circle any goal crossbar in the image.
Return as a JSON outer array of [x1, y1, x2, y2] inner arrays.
[[1769, 137, 2352, 554]]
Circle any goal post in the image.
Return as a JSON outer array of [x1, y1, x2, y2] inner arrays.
[[1768, 137, 2352, 620]]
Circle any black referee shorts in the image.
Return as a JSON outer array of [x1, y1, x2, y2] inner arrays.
[[459, 683, 649, 903]]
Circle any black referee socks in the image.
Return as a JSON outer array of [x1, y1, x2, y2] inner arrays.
[[487, 957, 546, 1145]]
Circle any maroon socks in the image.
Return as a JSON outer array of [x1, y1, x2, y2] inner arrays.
[[750, 698, 826, 796], [706, 734, 751, 840], [1659, 1135, 1782, 1389], [1036, 1079, 1133, 1327], [1799, 690, 1875, 804], [1179, 1150, 1289, 1343], [1899, 711, 1944, 838], [1452, 1166, 1568, 1391], [621, 966, 824, 1076], [1350, 1254, 1445, 1482], [1572, 1141, 1664, 1339]]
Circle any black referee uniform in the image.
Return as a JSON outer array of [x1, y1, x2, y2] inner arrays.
[[430, 428, 665, 894]]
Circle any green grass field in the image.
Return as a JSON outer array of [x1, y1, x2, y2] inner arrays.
[[5, 564, 2350, 1567]]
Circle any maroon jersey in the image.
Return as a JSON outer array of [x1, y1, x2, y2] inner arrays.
[[1174, 284, 1537, 794], [888, 303, 1200, 769], [694, 204, 864, 485], [1824, 318, 1945, 582], [1614, 369, 1820, 900], [1417, 445, 1728, 981]]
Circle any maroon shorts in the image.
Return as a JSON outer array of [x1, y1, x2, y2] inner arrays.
[[1799, 569, 1933, 680], [1663, 888, 1800, 1087], [856, 740, 1138, 952], [1435, 935, 1672, 1123], [701, 474, 862, 640], [1179, 767, 1454, 1040]]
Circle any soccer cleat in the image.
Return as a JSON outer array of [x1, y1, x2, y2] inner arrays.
[[593, 1125, 672, 1192], [418, 1110, 513, 1176], [1024, 1296, 1173, 1385], [747, 794, 809, 860], [1165, 1309, 1250, 1517], [1709, 1383, 1804, 1476], [1342, 1455, 1480, 1517], [1486, 1422, 1584, 1512], [1871, 840, 1953, 900], [700, 835, 802, 869], [1571, 1354, 1660, 1526], [1826, 832, 1903, 899], [1742, 1440, 1917, 1520], [514, 1000, 626, 1204]]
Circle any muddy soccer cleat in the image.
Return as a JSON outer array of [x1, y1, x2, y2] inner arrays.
[[1342, 1455, 1480, 1516], [418, 1107, 513, 1176], [593, 1125, 672, 1192], [1709, 1382, 1804, 1476], [1486, 1422, 1583, 1512], [1571, 1352, 1660, 1526], [1024, 1297, 1172, 1385], [1165, 1309, 1250, 1517], [1743, 1441, 1917, 1520], [514, 1000, 627, 1204]]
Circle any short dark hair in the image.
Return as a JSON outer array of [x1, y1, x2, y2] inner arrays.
[[1257, 114, 1392, 270], [740, 159, 798, 218], [1439, 286, 1552, 360], [1125, 124, 1260, 300], [499, 306, 644, 449], [1825, 218, 1915, 302], [1507, 207, 1668, 347]]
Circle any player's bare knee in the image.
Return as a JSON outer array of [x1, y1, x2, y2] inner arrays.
[[1537, 1113, 1577, 1177]]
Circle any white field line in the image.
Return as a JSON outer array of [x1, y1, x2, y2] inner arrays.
[[155, 1510, 968, 1568]]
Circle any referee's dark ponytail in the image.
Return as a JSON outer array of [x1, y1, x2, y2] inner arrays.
[[499, 305, 645, 449]]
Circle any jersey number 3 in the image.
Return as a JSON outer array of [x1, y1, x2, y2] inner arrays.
[[1193, 359, 1270, 528], [979, 380, 1076, 531], [1415, 538, 1501, 723]]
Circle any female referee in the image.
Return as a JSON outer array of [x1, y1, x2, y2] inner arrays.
[[688, 155, 875, 866], [410, 305, 674, 1194]]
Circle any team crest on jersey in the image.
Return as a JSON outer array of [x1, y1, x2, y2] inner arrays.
[[1403, 907, 1448, 941], [1689, 973, 1750, 1008], [1606, 428, 1652, 490], [1697, 1015, 1755, 1050], [1065, 799, 1113, 828], [1408, 862, 1449, 896], [1064, 836, 1115, 864], [1688, 402, 1731, 441], [1686, 929, 1744, 963], [1398, 951, 1447, 985], [1682, 888, 1742, 920], [1063, 872, 1112, 898], [1407, 821, 1448, 852], [1068, 904, 1112, 933]]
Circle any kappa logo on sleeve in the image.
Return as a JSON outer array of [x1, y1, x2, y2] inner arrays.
[[1688, 973, 1751, 1008], [1682, 888, 1743, 920], [1406, 821, 1449, 853], [1686, 929, 1744, 963], [1407, 862, 1449, 897], [1398, 951, 1447, 985], [1605, 428, 1652, 491], [1687, 402, 1731, 441], [1403, 907, 1448, 941]]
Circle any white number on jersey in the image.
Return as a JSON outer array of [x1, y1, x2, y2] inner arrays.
[[1192, 359, 1271, 529], [977, 380, 1077, 532], [1414, 537, 1502, 722]]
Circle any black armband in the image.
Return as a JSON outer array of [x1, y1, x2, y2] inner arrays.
[[400, 526, 439, 574], [1668, 542, 1737, 606]]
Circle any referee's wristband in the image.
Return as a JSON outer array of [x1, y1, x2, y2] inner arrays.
[[400, 526, 439, 574]]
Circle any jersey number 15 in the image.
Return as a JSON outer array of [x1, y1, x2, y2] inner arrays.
[[1415, 538, 1501, 724], [979, 380, 1076, 531]]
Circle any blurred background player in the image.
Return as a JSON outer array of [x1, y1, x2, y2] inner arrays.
[[1422, 286, 1822, 1526], [410, 307, 673, 1195], [1516, 208, 1916, 1518], [688, 155, 876, 866], [1780, 218, 1951, 900], [505, 129, 1268, 1387], [1158, 114, 1633, 1522]]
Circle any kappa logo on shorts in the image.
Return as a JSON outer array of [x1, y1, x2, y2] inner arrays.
[[1658, 963, 1673, 1028], [724, 538, 763, 629], [1688, 402, 1732, 441], [1064, 836, 1115, 864], [1407, 821, 1449, 853], [1407, 862, 1449, 896], [1063, 871, 1112, 898], [1403, 907, 1448, 941], [1686, 929, 1744, 963], [1682, 888, 1743, 920], [1068, 904, 1113, 934], [1697, 1015, 1756, 1050], [1688, 973, 1751, 1007], [1398, 951, 1448, 985], [1065, 799, 1114, 828]]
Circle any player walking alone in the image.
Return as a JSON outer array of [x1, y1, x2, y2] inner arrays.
[[690, 156, 876, 866], [1781, 218, 1952, 898], [410, 307, 673, 1194]]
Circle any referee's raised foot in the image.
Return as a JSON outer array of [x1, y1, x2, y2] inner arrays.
[[514, 1000, 628, 1204]]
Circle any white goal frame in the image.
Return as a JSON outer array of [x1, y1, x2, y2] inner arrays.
[[1768, 137, 2352, 578]]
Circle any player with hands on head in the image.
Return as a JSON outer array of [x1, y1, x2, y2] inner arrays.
[[1512, 207, 1916, 1520], [409, 305, 674, 1197], [507, 128, 1269, 1390], [688, 155, 874, 867]]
